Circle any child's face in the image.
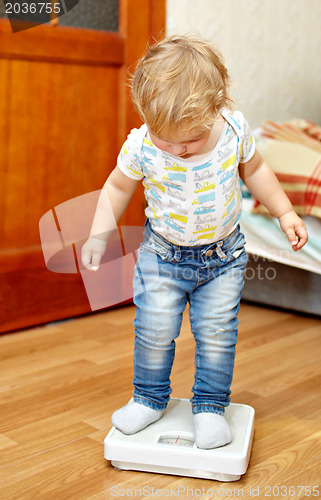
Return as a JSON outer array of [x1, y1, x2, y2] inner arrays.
[[148, 126, 212, 159]]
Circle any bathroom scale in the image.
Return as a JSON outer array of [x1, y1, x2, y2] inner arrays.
[[104, 398, 255, 481]]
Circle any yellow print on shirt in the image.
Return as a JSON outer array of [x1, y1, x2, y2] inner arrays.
[[222, 155, 236, 171], [150, 206, 160, 219], [195, 232, 216, 241], [224, 190, 234, 206], [193, 224, 217, 234], [194, 182, 216, 194], [169, 212, 188, 224], [143, 138, 154, 147], [164, 163, 187, 172], [126, 165, 143, 178], [149, 175, 166, 193]]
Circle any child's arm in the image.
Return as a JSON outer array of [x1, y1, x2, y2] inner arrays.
[[81, 166, 140, 270], [239, 150, 308, 251]]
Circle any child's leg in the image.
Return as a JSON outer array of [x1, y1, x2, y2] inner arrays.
[[189, 238, 247, 448], [112, 294, 186, 433], [112, 237, 189, 434]]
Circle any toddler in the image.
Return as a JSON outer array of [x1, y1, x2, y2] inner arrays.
[[81, 35, 308, 449]]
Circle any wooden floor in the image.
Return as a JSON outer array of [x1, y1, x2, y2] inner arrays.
[[0, 302, 320, 499]]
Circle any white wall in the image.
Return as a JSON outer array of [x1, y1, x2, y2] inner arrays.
[[166, 0, 321, 128]]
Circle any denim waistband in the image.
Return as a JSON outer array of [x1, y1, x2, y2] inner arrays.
[[144, 219, 241, 258]]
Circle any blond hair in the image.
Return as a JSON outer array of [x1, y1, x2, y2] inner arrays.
[[131, 35, 232, 137]]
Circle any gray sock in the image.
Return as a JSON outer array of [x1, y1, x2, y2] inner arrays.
[[112, 401, 164, 434], [193, 413, 232, 449]]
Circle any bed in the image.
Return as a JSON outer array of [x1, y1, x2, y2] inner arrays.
[[240, 120, 321, 317]]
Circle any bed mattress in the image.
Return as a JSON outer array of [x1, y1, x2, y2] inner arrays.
[[240, 199, 321, 316], [240, 199, 321, 275]]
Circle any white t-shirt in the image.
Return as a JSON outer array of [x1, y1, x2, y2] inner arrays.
[[117, 108, 255, 246]]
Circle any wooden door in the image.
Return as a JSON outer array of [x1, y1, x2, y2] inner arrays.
[[0, 0, 166, 333]]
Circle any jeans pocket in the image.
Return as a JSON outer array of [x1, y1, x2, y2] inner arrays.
[[226, 232, 247, 261], [231, 247, 246, 259]]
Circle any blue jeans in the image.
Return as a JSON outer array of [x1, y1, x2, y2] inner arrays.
[[132, 220, 248, 415]]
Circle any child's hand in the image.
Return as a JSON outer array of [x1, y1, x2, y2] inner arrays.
[[278, 211, 308, 251], [81, 236, 108, 271]]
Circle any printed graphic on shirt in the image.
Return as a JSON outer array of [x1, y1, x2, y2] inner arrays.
[[117, 109, 255, 245]]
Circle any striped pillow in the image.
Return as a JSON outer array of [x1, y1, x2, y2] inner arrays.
[[253, 140, 321, 218]]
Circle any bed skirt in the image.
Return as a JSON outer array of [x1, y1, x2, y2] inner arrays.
[[242, 254, 321, 317]]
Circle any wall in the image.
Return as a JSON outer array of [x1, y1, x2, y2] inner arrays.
[[166, 0, 321, 128]]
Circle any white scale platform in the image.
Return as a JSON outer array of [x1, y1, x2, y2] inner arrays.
[[104, 398, 255, 482]]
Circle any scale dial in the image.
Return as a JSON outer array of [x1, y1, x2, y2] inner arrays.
[[157, 434, 194, 447]]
